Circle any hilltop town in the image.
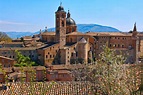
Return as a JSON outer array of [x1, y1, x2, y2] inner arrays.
[[0, 4, 143, 94]]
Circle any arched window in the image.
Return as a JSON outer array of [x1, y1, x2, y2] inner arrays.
[[62, 21, 64, 27], [72, 28, 75, 32], [50, 55, 52, 58], [56, 15, 59, 18]]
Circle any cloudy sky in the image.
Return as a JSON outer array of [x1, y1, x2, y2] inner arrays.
[[0, 0, 143, 32]]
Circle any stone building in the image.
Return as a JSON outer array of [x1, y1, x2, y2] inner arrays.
[[0, 56, 16, 68], [0, 40, 45, 62], [0, 4, 142, 66], [38, 4, 143, 66]]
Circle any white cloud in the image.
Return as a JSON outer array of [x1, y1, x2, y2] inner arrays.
[[0, 20, 31, 25]]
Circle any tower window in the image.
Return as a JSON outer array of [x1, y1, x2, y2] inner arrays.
[[62, 14, 65, 18], [71, 53, 74, 57], [62, 21, 64, 27], [57, 15, 59, 18], [72, 28, 74, 32]]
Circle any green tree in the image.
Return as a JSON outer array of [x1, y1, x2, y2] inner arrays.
[[89, 46, 141, 95], [14, 50, 38, 67], [70, 45, 142, 94]]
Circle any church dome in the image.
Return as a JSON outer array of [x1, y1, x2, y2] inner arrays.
[[66, 17, 76, 26], [66, 10, 76, 26], [57, 5, 64, 12]]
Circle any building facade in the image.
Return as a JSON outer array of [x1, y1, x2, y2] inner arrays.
[[38, 5, 143, 66], [0, 5, 142, 67]]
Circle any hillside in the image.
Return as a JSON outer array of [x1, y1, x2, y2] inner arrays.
[[77, 24, 120, 32], [0, 32, 12, 42], [5, 32, 33, 39], [5, 24, 120, 39], [48, 24, 120, 32]]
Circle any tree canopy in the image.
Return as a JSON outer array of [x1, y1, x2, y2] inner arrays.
[[14, 50, 38, 67]]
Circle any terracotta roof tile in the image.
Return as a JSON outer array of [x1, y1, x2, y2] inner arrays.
[[57, 70, 71, 74], [0, 82, 93, 95], [3, 67, 13, 73], [0, 47, 39, 50], [66, 32, 84, 35], [42, 32, 55, 35], [13, 66, 46, 72], [86, 32, 132, 36], [0, 56, 15, 61], [0, 42, 23, 45]]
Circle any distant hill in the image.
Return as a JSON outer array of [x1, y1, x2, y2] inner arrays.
[[77, 24, 120, 32], [4, 24, 120, 39], [48, 24, 120, 32], [0, 31, 12, 42], [5, 32, 33, 39]]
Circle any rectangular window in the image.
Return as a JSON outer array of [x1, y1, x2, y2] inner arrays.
[[71, 53, 73, 57], [109, 44, 112, 47], [51, 74, 55, 79]]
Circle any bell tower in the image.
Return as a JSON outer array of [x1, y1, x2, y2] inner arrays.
[[55, 3, 66, 48], [132, 23, 139, 63], [132, 23, 138, 37]]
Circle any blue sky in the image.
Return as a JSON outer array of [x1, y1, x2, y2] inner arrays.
[[0, 0, 143, 32]]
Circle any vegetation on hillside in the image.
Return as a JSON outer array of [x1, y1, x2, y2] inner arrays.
[[91, 46, 141, 94], [0, 32, 12, 42], [71, 46, 142, 94]]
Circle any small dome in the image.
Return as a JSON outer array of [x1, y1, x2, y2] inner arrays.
[[66, 10, 76, 26], [57, 5, 64, 12], [66, 18, 76, 25], [79, 37, 87, 43]]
